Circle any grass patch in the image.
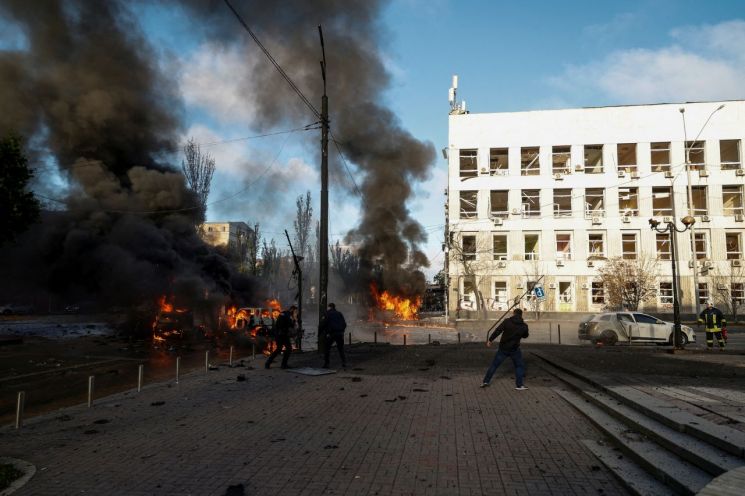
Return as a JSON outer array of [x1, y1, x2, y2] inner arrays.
[[0, 463, 24, 491]]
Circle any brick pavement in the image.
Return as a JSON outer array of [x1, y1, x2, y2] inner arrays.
[[0, 345, 627, 495]]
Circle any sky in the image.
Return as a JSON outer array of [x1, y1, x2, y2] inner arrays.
[[7, 0, 745, 281]]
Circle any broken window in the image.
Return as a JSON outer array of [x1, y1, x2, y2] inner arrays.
[[459, 149, 478, 178], [617, 143, 637, 173], [591, 282, 604, 305], [723, 185, 743, 216], [588, 233, 605, 258], [489, 148, 509, 175], [652, 187, 672, 217], [651, 142, 671, 172], [524, 233, 540, 260], [555, 233, 572, 260], [584, 145, 603, 173], [698, 283, 709, 306], [720, 140, 741, 170], [656, 233, 671, 260], [686, 140, 705, 170], [659, 282, 673, 305], [553, 189, 572, 217], [694, 232, 708, 260], [460, 275, 477, 310], [460, 190, 478, 219], [559, 282, 573, 303], [521, 189, 540, 217], [552, 146, 571, 174], [521, 147, 540, 176], [493, 235, 507, 261], [461, 234, 476, 261], [489, 190, 509, 218], [622, 233, 638, 260], [494, 281, 508, 304], [732, 283, 745, 305], [585, 188, 604, 217], [618, 187, 638, 216], [691, 186, 707, 216], [726, 233, 741, 260]]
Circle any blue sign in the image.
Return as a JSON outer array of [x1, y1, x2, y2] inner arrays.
[[533, 285, 546, 301]]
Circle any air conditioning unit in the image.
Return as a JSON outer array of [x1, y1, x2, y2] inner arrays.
[[699, 169, 709, 177], [511, 208, 521, 215], [591, 216, 602, 225], [736, 169, 745, 176], [516, 282, 524, 289], [663, 216, 673, 223], [617, 171, 626, 178], [735, 214, 744, 222], [631, 171, 640, 179], [493, 169, 508, 176], [717, 284, 727, 290], [497, 261, 507, 268], [581, 283, 589, 290], [688, 261, 695, 268], [703, 260, 713, 269], [553, 173, 563, 180], [701, 215, 711, 222], [575, 165, 584, 172], [556, 259, 565, 267], [622, 216, 631, 223], [587, 261, 594, 267], [479, 167, 488, 175], [492, 218, 503, 226], [548, 283, 557, 289], [732, 259, 743, 267], [664, 171, 674, 179]]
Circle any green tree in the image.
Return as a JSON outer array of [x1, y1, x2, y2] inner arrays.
[[0, 135, 40, 244]]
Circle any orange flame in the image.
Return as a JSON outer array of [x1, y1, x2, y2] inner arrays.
[[158, 295, 174, 313], [370, 282, 421, 320]]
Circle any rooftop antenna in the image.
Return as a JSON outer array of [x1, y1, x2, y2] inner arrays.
[[449, 74, 467, 115]]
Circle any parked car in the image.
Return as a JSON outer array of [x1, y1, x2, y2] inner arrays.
[[578, 312, 696, 345]]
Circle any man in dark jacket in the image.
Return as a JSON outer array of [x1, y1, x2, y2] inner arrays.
[[265, 305, 297, 369], [698, 302, 726, 350], [481, 308, 530, 390], [321, 303, 347, 369]]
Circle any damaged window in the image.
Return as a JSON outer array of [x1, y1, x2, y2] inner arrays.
[[521, 189, 540, 217], [686, 141, 705, 170], [692, 186, 707, 216], [584, 145, 603, 173], [524, 233, 540, 260], [659, 282, 673, 305], [723, 186, 744, 216], [461, 234, 476, 261], [588, 233, 605, 258], [552, 146, 571, 174], [521, 147, 540, 176], [618, 187, 639, 217], [651, 142, 671, 172], [489, 148, 509, 175], [555, 233, 572, 260], [720, 140, 741, 170], [460, 275, 477, 309], [656, 233, 671, 260], [652, 187, 672, 217], [490, 190, 509, 218], [617, 143, 637, 173], [698, 283, 709, 306], [732, 283, 745, 305], [460, 190, 478, 219], [726, 233, 741, 260], [585, 188, 604, 217], [494, 281, 508, 304], [553, 189, 572, 217], [559, 282, 573, 303], [493, 235, 507, 261], [622, 233, 637, 260], [459, 149, 478, 178], [694, 232, 708, 260], [591, 282, 604, 305]]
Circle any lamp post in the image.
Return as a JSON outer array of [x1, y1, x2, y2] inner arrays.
[[649, 216, 696, 349]]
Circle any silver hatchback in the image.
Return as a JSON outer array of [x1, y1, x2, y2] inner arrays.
[[578, 312, 696, 345]]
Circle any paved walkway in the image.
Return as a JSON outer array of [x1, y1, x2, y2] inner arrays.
[[0, 345, 626, 495]]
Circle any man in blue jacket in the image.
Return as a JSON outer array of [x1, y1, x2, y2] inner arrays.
[[481, 308, 530, 390], [321, 303, 347, 369]]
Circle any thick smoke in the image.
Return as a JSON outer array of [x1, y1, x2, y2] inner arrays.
[[0, 0, 236, 310]]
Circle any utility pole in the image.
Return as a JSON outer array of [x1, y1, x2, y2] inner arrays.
[[318, 25, 329, 352], [285, 230, 303, 352]]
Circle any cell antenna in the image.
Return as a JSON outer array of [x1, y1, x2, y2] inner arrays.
[[449, 74, 467, 115]]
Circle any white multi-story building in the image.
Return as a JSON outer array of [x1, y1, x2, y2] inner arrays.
[[201, 221, 253, 252], [446, 100, 745, 317]]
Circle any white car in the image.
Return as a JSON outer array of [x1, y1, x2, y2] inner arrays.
[[578, 312, 696, 345]]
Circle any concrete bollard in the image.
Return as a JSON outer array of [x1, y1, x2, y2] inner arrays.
[[403, 334, 407, 346], [137, 364, 144, 392], [428, 333, 431, 344], [374, 331, 377, 344], [205, 351, 210, 372], [15, 391, 25, 429], [87, 376, 95, 408], [558, 324, 562, 345], [458, 332, 461, 344], [229, 346, 234, 367], [176, 356, 181, 384]]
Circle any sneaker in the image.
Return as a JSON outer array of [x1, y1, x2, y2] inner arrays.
[[479, 382, 489, 388], [515, 386, 528, 391]]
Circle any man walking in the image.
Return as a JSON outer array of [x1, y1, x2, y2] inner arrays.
[[698, 301, 726, 351], [481, 308, 530, 390], [321, 303, 347, 369], [265, 305, 297, 369]]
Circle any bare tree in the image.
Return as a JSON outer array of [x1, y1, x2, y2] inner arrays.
[[523, 260, 546, 320], [331, 241, 362, 297], [261, 238, 282, 298], [710, 264, 745, 322], [293, 191, 313, 306], [247, 223, 261, 276], [597, 256, 659, 311], [447, 232, 489, 319], [181, 138, 216, 222]]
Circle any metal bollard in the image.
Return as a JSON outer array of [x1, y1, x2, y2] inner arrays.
[[348, 332, 352, 346], [374, 331, 377, 344], [137, 364, 144, 392], [229, 346, 234, 367], [87, 376, 95, 408], [458, 332, 461, 344], [549, 322, 553, 344], [558, 324, 562, 345], [205, 350, 210, 372], [252, 344, 256, 360], [428, 333, 431, 344], [176, 356, 181, 384], [403, 334, 407, 346], [15, 391, 25, 429]]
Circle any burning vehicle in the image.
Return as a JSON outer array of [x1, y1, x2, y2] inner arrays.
[[152, 296, 205, 344], [222, 299, 282, 353]]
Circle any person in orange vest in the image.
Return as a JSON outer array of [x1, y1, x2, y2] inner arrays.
[[698, 302, 726, 351]]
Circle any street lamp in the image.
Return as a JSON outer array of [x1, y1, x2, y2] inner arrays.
[[649, 215, 696, 349]]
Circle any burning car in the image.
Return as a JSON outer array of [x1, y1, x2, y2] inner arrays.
[[152, 296, 205, 344]]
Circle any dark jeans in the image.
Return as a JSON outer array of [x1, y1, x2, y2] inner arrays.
[[266, 334, 292, 368], [323, 332, 346, 367], [482, 348, 525, 387]]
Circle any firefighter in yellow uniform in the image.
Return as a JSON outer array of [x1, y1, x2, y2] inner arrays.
[[698, 302, 726, 351]]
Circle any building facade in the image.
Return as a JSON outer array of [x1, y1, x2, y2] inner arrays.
[[201, 221, 253, 254], [446, 100, 745, 317]]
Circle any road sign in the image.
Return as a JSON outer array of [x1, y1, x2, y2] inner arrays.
[[533, 285, 546, 302]]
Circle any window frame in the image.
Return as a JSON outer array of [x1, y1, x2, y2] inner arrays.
[[461, 234, 477, 261], [622, 232, 638, 260], [726, 232, 742, 260], [651, 142, 671, 172], [553, 188, 573, 217], [489, 148, 509, 175], [723, 185, 744, 216], [584, 144, 604, 173], [656, 233, 671, 260], [617, 143, 638, 173], [659, 282, 674, 305], [685, 140, 705, 170], [591, 281, 604, 305], [652, 187, 673, 217], [588, 232, 605, 258], [459, 149, 478, 178], [524, 233, 540, 261], [521, 147, 540, 176], [521, 189, 541, 218], [618, 187, 639, 217], [459, 190, 478, 219], [720, 139, 741, 170], [492, 234, 508, 261], [555, 232, 573, 260], [585, 188, 605, 217], [552, 145, 571, 174]]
